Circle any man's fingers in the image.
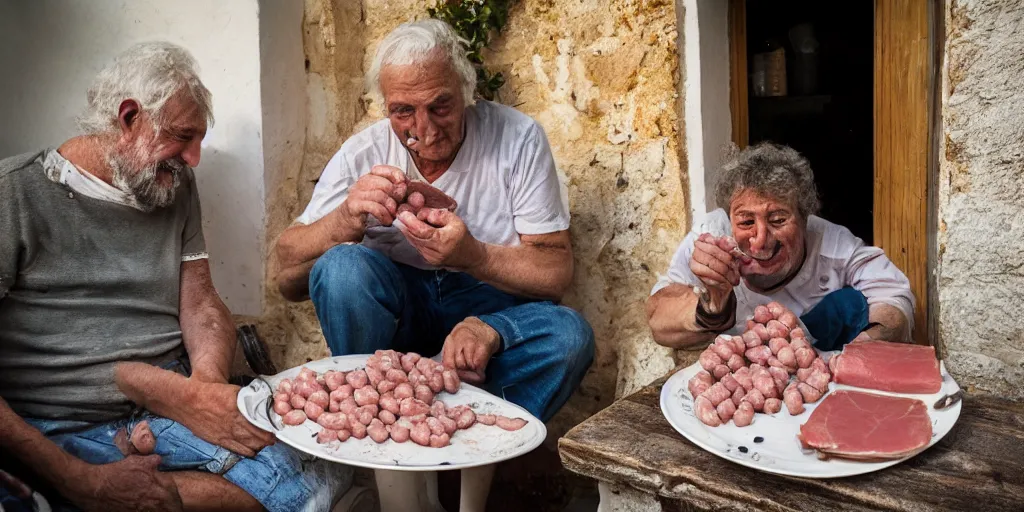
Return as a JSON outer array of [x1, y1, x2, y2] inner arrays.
[[692, 248, 733, 278], [243, 437, 269, 454], [357, 174, 406, 203], [454, 346, 468, 370], [237, 421, 274, 450], [726, 270, 740, 287], [245, 423, 276, 445], [470, 343, 491, 372], [228, 439, 257, 458], [456, 369, 484, 384], [370, 165, 407, 185], [256, 426, 276, 445], [397, 211, 435, 240], [353, 189, 397, 213], [442, 338, 458, 369], [694, 240, 735, 268], [420, 208, 451, 227], [690, 260, 730, 286], [358, 201, 395, 226], [407, 191, 425, 209]]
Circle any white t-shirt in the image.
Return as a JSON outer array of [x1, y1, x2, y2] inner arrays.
[[651, 208, 915, 340], [296, 100, 570, 270]]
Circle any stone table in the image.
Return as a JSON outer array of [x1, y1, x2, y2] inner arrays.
[[558, 369, 1024, 511]]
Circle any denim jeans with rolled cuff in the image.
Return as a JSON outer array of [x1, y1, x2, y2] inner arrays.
[[0, 358, 352, 512]]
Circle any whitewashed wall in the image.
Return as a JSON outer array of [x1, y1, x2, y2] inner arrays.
[[680, 0, 732, 219], [0, 0, 304, 316]]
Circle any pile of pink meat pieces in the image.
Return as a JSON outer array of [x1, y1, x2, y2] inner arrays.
[[271, 350, 527, 448], [689, 302, 832, 427]]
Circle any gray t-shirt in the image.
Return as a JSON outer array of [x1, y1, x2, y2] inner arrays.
[[0, 149, 206, 424]]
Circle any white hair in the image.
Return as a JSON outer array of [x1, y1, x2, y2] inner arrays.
[[367, 19, 477, 108], [78, 41, 214, 135]]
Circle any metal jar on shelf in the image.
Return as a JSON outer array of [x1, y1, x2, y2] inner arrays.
[[751, 39, 787, 97]]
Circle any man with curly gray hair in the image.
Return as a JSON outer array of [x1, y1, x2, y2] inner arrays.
[[0, 42, 352, 512], [647, 142, 914, 351]]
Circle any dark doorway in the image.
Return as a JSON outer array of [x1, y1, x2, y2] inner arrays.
[[743, 0, 874, 244]]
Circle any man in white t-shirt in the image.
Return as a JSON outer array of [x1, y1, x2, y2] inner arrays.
[[274, 19, 594, 437], [647, 142, 915, 351]]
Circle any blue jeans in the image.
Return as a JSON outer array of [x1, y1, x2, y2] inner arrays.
[[0, 361, 352, 512], [799, 286, 871, 351], [309, 244, 595, 422]]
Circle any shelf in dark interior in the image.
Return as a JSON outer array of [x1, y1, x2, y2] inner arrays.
[[750, 94, 832, 102], [750, 94, 833, 117], [743, 0, 875, 244]]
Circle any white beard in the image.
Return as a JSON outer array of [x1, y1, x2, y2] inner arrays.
[[108, 141, 184, 212]]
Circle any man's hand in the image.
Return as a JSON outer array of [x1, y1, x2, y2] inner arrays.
[[174, 380, 276, 458], [442, 317, 501, 384], [0, 470, 33, 500], [335, 165, 408, 235], [690, 233, 741, 312], [395, 209, 486, 270], [65, 455, 182, 512]]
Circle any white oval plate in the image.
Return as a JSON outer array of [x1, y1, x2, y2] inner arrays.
[[659, 354, 962, 478], [237, 354, 546, 472]]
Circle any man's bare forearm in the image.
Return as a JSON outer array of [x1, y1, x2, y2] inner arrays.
[[180, 298, 234, 383], [0, 397, 89, 498], [863, 303, 910, 342], [646, 284, 720, 349], [115, 362, 193, 422], [466, 236, 573, 301], [179, 260, 236, 383], [276, 260, 317, 302], [275, 212, 360, 301]]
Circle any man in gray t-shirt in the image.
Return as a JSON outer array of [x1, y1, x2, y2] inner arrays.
[[0, 43, 350, 512]]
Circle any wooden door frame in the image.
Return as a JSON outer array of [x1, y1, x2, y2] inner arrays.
[[726, 0, 939, 346]]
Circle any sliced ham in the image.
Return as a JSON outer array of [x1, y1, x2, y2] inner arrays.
[[831, 341, 942, 394], [798, 390, 932, 461]]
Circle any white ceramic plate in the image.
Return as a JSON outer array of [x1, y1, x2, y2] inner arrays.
[[237, 355, 546, 471], [659, 354, 962, 478]]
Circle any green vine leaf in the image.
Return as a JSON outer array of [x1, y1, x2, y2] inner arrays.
[[428, 0, 515, 101]]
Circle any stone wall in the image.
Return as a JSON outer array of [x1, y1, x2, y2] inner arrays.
[[257, 0, 690, 437], [938, 0, 1024, 399]]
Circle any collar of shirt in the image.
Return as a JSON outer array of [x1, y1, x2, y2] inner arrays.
[[44, 149, 149, 211]]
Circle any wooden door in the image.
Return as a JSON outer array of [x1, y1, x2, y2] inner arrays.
[[873, 0, 935, 345], [728, 0, 937, 345]]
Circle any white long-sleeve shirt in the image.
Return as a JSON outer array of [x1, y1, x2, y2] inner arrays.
[[651, 208, 915, 340]]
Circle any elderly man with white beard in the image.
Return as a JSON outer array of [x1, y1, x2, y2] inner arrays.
[[647, 142, 915, 351], [0, 42, 352, 512]]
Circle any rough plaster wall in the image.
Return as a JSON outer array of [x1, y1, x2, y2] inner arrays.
[[256, 0, 368, 367], [487, 0, 686, 432], [939, 0, 1024, 398], [258, 0, 689, 438]]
